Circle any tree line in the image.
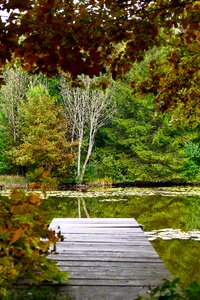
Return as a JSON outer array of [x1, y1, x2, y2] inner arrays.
[[0, 47, 199, 185], [0, 1, 199, 119], [0, 0, 199, 185]]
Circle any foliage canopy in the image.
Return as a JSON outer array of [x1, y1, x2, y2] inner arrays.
[[0, 0, 199, 116], [0, 3, 198, 71]]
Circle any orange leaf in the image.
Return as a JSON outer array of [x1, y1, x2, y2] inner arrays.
[[10, 228, 22, 244]]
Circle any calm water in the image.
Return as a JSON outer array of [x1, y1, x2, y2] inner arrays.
[[42, 187, 200, 287]]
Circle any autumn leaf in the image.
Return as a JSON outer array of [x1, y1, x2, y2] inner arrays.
[[0, 188, 65, 291], [28, 193, 42, 205]]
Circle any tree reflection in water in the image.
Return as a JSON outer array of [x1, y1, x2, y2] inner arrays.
[[77, 198, 90, 218]]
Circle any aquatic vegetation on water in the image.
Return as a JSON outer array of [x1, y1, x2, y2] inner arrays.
[[145, 228, 200, 241], [44, 187, 200, 198]]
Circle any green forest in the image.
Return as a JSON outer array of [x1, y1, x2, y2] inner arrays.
[[0, 0, 199, 187], [0, 50, 199, 186]]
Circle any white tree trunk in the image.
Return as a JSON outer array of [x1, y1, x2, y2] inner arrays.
[[82, 199, 90, 218], [77, 128, 83, 182], [78, 199, 81, 218], [60, 74, 116, 183]]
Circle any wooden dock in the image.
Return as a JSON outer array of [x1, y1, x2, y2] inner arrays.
[[49, 218, 170, 300]]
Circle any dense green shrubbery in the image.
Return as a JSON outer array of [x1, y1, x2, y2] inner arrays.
[[136, 279, 200, 300], [1, 65, 200, 185]]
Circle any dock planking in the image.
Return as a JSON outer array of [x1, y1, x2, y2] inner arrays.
[[48, 218, 171, 300]]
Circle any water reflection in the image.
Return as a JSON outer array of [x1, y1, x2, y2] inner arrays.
[[44, 194, 200, 231], [152, 239, 200, 287], [78, 198, 90, 218]]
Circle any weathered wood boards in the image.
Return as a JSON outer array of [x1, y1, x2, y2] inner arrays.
[[48, 218, 171, 299]]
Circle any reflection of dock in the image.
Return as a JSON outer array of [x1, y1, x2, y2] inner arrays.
[[49, 218, 170, 300]]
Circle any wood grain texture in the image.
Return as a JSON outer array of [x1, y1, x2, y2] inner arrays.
[[48, 218, 171, 299]]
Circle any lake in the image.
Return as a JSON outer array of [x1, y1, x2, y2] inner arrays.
[[43, 186, 200, 287]]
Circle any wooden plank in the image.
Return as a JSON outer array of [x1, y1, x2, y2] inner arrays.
[[47, 218, 171, 299], [64, 274, 169, 283], [61, 286, 149, 299], [51, 254, 160, 261], [51, 224, 140, 228], [58, 266, 170, 278], [48, 254, 162, 263], [53, 278, 168, 286], [50, 225, 142, 230], [50, 218, 141, 230], [53, 240, 157, 249], [51, 228, 143, 234], [52, 248, 158, 254], [60, 233, 146, 239], [55, 261, 166, 267], [53, 240, 151, 245], [60, 236, 148, 243], [54, 244, 157, 252], [51, 218, 139, 224], [50, 250, 160, 258]]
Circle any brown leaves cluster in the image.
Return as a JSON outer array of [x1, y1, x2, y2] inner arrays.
[[0, 0, 199, 79], [1, 1, 199, 118], [136, 30, 200, 122]]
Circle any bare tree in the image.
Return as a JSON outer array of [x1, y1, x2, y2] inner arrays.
[[0, 67, 48, 143], [60, 75, 115, 183], [0, 68, 29, 143]]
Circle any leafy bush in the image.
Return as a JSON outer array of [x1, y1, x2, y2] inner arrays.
[[0, 189, 66, 297], [135, 279, 200, 300], [28, 167, 57, 195], [181, 142, 200, 181], [0, 286, 71, 300]]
